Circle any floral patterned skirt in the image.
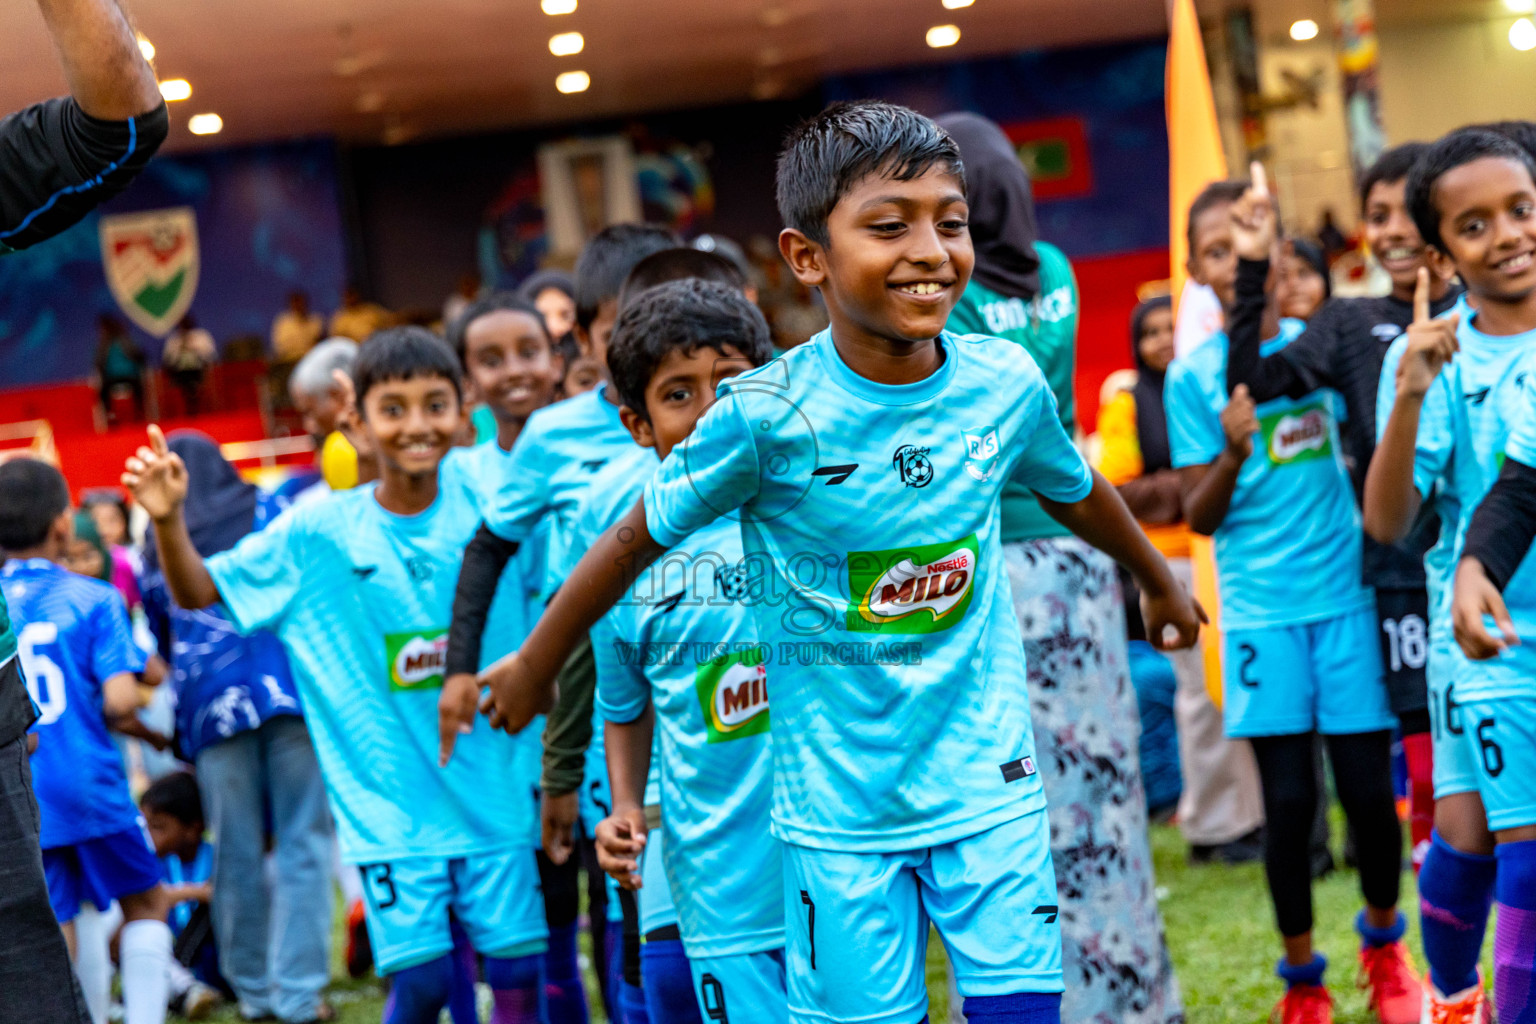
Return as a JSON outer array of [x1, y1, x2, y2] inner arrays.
[[1004, 537, 1184, 1024]]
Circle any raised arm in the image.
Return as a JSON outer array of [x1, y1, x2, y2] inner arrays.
[[1225, 164, 1313, 402], [35, 0, 160, 119], [121, 425, 220, 610]]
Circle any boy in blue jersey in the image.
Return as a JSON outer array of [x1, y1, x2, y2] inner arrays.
[[476, 101, 1204, 1024], [0, 458, 174, 1024], [1366, 126, 1536, 1024], [122, 328, 549, 1024], [1171, 169, 1420, 1024], [586, 279, 784, 1023], [139, 771, 225, 1019]]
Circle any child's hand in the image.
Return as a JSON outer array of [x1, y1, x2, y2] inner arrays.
[[1452, 556, 1520, 660], [1140, 582, 1208, 651], [1220, 384, 1260, 459], [436, 672, 481, 766], [330, 368, 372, 459], [1397, 267, 1459, 399], [121, 424, 187, 522], [593, 807, 648, 890], [477, 652, 556, 736], [1229, 161, 1276, 262], [542, 790, 580, 866]]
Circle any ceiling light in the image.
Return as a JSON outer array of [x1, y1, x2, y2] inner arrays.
[[188, 113, 222, 135], [1512, 17, 1536, 49], [158, 79, 191, 101], [555, 70, 590, 94], [1506, 0, 1536, 13], [1289, 19, 1319, 41], [541, 0, 577, 13], [549, 31, 584, 56], [926, 24, 961, 47], [137, 36, 155, 61], [941, 0, 975, 8]]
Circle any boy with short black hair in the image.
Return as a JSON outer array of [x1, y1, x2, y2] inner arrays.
[[1367, 125, 1536, 1024], [0, 457, 173, 1024], [140, 771, 223, 1020], [123, 327, 549, 1024], [478, 100, 1203, 1024]]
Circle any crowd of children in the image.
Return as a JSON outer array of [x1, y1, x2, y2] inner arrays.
[[0, 96, 1534, 1024]]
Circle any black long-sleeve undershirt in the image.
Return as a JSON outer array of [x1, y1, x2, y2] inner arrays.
[[1462, 457, 1536, 592], [446, 523, 520, 678]]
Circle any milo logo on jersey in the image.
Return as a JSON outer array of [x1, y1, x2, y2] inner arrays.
[[694, 646, 770, 743], [385, 629, 448, 691], [1260, 400, 1333, 466], [847, 534, 979, 634]]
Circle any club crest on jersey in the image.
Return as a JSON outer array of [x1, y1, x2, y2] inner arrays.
[[1260, 401, 1333, 466], [99, 207, 199, 337], [962, 426, 1000, 481], [892, 444, 933, 488], [847, 534, 979, 634], [693, 646, 770, 743], [385, 629, 448, 691]]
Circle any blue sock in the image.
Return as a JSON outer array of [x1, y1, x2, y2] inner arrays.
[[1356, 908, 1407, 948], [1494, 839, 1536, 1024], [961, 992, 1062, 1023], [384, 955, 454, 1024], [1418, 830, 1497, 996], [447, 919, 479, 1024], [1276, 954, 1327, 989], [486, 954, 545, 1024], [544, 923, 588, 1024], [640, 939, 702, 1024]]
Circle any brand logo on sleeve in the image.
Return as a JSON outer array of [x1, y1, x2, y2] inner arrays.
[[847, 534, 979, 634], [961, 426, 1000, 481], [693, 646, 770, 743], [1260, 401, 1333, 466], [385, 629, 448, 691]]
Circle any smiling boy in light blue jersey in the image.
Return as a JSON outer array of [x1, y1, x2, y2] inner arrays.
[[1367, 126, 1536, 1023], [476, 101, 1204, 1024], [124, 329, 548, 1024], [584, 280, 784, 1023]]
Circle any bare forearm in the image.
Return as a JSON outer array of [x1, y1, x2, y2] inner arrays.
[[149, 512, 220, 609], [1363, 395, 1425, 544], [1182, 454, 1243, 535], [1041, 472, 1178, 594], [604, 709, 654, 814], [36, 0, 161, 119]]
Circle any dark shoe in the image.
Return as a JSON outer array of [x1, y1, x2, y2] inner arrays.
[[1191, 827, 1265, 865]]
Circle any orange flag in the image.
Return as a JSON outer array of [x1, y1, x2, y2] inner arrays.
[[1166, 0, 1229, 705]]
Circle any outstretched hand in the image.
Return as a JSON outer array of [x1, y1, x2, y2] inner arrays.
[[1229, 161, 1277, 262], [120, 424, 187, 521]]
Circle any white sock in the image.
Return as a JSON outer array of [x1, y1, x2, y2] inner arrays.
[[166, 959, 195, 1001], [120, 919, 172, 1024], [339, 862, 364, 906], [72, 905, 112, 1024]]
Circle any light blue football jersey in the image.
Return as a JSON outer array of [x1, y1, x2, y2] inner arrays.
[[2, 559, 145, 848], [642, 329, 1092, 852], [207, 460, 536, 863], [1377, 298, 1536, 702], [1165, 322, 1373, 630], [481, 384, 639, 599], [585, 446, 781, 957]]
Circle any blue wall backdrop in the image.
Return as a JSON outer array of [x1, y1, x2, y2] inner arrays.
[[0, 140, 347, 387]]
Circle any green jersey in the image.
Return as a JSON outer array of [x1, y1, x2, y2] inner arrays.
[[946, 241, 1079, 543]]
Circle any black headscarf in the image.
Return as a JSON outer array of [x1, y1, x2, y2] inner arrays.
[[935, 112, 1041, 301], [1131, 296, 1174, 474], [1287, 238, 1332, 300], [141, 431, 259, 574]]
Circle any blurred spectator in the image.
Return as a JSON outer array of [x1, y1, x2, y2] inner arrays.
[[287, 338, 368, 493], [517, 269, 577, 341], [94, 313, 145, 423], [1095, 296, 1266, 865], [269, 292, 324, 366], [162, 314, 218, 415], [139, 772, 225, 1019], [442, 272, 481, 331], [327, 285, 392, 343], [82, 489, 142, 614], [1316, 208, 1348, 264], [1277, 238, 1331, 323], [64, 510, 111, 582]]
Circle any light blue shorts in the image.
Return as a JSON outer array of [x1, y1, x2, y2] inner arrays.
[[356, 848, 547, 975], [1427, 637, 1481, 800], [1222, 605, 1394, 738], [692, 948, 788, 1024], [639, 815, 678, 935], [781, 809, 1062, 1024], [1456, 695, 1536, 832]]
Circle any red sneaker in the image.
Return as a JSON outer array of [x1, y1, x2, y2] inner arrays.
[[345, 897, 373, 978], [1272, 984, 1334, 1024], [1424, 975, 1491, 1024], [1358, 941, 1423, 1024]]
